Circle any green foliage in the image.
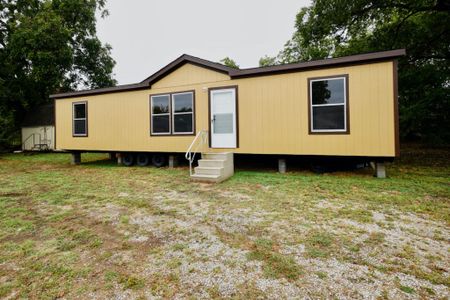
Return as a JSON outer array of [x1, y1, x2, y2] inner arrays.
[[264, 0, 450, 144], [247, 238, 302, 280], [220, 57, 239, 69], [0, 0, 116, 146], [259, 55, 277, 67], [119, 274, 145, 290], [304, 231, 334, 258], [399, 285, 415, 294]]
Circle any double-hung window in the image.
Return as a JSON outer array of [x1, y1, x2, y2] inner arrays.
[[309, 75, 348, 133], [172, 92, 194, 134], [151, 94, 171, 134], [73, 102, 87, 136], [150, 91, 194, 135]]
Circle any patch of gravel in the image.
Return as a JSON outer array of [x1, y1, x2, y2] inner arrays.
[[219, 191, 253, 201], [372, 211, 386, 222], [128, 235, 149, 243], [211, 208, 264, 234], [72, 186, 450, 299], [275, 253, 449, 300], [88, 203, 126, 225], [108, 251, 135, 265], [277, 208, 450, 299], [86, 283, 142, 300], [315, 199, 345, 210], [255, 278, 302, 298], [144, 224, 302, 299], [128, 213, 167, 239], [336, 217, 449, 261]]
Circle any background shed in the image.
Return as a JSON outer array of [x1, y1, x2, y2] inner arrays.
[[21, 104, 55, 151]]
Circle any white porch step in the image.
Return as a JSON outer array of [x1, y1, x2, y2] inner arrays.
[[190, 152, 234, 183], [190, 174, 222, 183], [194, 166, 224, 176], [198, 159, 225, 168]]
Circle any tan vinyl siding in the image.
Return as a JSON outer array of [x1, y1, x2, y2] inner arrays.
[[55, 61, 396, 157], [151, 64, 230, 89]]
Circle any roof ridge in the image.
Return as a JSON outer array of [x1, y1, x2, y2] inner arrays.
[[50, 49, 405, 99], [230, 49, 406, 77]]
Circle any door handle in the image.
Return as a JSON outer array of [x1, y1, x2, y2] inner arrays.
[[211, 116, 216, 123]]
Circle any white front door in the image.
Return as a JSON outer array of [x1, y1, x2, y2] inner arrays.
[[210, 88, 237, 148]]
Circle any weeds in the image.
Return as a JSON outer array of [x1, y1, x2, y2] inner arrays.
[[0, 148, 448, 298]]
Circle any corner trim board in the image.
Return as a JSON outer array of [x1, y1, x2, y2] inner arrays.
[[393, 60, 400, 157]]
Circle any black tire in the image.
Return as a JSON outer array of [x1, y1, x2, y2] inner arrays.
[[151, 154, 166, 167], [136, 153, 149, 166], [122, 153, 135, 166], [311, 164, 326, 174]]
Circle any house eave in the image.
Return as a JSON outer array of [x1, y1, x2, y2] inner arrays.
[[50, 49, 406, 100]]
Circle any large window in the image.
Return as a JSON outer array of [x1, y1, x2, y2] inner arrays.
[[73, 102, 87, 136], [309, 75, 348, 133], [172, 92, 194, 134], [151, 94, 171, 134], [150, 91, 194, 135]]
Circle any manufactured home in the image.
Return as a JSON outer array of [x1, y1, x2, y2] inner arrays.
[[51, 49, 405, 182]]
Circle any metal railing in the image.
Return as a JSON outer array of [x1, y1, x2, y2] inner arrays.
[[22, 133, 41, 150], [22, 133, 50, 151], [185, 130, 208, 176]]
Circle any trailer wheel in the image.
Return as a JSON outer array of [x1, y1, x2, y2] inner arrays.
[[136, 153, 149, 166], [151, 154, 166, 167], [122, 153, 135, 166], [310, 164, 326, 174]]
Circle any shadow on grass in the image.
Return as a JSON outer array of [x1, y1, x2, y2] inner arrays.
[[81, 158, 118, 168]]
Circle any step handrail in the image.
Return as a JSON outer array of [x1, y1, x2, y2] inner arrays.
[[185, 130, 208, 176], [22, 133, 41, 150]]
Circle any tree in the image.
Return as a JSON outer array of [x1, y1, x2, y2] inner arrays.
[[259, 55, 277, 67], [0, 0, 116, 146], [264, 0, 450, 143], [220, 57, 239, 69]]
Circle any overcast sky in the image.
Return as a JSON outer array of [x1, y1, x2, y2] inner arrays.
[[96, 0, 311, 85]]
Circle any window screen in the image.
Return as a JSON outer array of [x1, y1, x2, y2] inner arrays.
[[310, 77, 347, 132], [73, 102, 87, 136]]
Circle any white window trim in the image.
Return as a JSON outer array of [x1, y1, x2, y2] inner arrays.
[[151, 94, 171, 135], [171, 92, 194, 135], [72, 102, 87, 137], [310, 76, 347, 133]]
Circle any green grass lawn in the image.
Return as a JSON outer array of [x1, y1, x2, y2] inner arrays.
[[0, 146, 448, 299]]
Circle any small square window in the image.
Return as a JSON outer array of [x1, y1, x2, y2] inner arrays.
[[312, 105, 345, 130], [74, 104, 86, 118], [152, 95, 170, 114], [311, 79, 345, 105], [173, 114, 193, 133], [152, 115, 170, 133], [173, 93, 193, 113]]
